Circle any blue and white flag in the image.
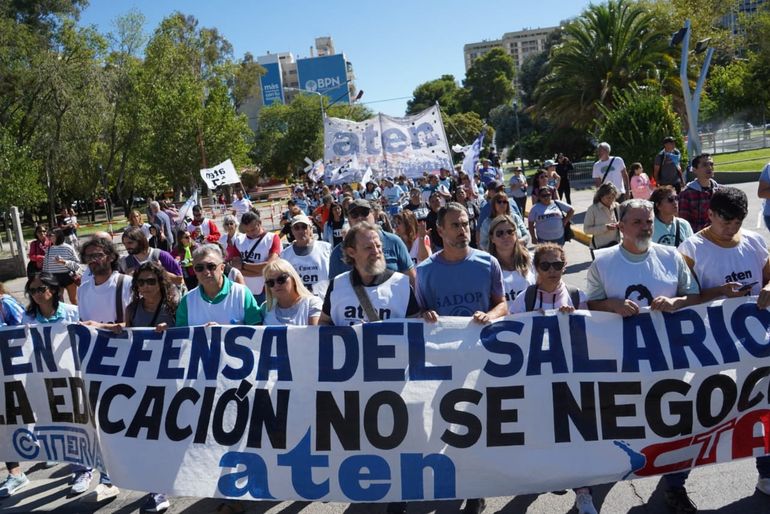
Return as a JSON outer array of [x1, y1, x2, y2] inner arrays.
[[460, 129, 485, 194], [176, 190, 199, 222], [307, 160, 325, 182]]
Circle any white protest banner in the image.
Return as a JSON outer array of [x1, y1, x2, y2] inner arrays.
[[324, 105, 453, 180], [2, 297, 770, 503], [200, 159, 240, 189]]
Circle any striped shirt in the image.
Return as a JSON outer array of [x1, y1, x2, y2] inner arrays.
[[42, 243, 80, 274]]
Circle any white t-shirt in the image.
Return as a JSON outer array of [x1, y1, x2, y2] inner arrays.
[[502, 268, 535, 313], [232, 231, 278, 294], [77, 271, 133, 323], [587, 244, 697, 305], [188, 218, 214, 243], [678, 229, 768, 295], [232, 198, 252, 221], [282, 241, 332, 299], [262, 295, 323, 326], [592, 156, 627, 193]]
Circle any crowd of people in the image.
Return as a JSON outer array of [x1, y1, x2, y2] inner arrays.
[[1, 139, 770, 514]]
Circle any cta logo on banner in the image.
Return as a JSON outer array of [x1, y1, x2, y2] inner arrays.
[[200, 159, 240, 189], [324, 105, 453, 180], [3, 298, 770, 502]]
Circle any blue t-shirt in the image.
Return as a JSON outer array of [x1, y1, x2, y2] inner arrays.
[[328, 229, 414, 280], [479, 167, 500, 186], [415, 249, 504, 316], [760, 163, 770, 215]]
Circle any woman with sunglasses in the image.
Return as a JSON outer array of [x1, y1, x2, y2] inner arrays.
[[42, 228, 80, 304], [478, 191, 529, 251], [650, 186, 693, 247], [511, 243, 587, 314], [487, 215, 534, 312], [323, 202, 349, 247], [528, 187, 574, 246], [172, 229, 198, 291], [124, 262, 177, 331], [218, 214, 239, 252], [261, 259, 322, 326], [24, 272, 79, 324]]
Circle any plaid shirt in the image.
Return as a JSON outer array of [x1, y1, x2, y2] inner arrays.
[[678, 179, 719, 233]]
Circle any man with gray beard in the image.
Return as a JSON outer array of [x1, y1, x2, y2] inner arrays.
[[319, 222, 420, 326], [587, 199, 700, 316], [586, 199, 701, 513]]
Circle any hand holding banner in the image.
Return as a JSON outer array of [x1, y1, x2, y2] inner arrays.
[[200, 159, 240, 189]]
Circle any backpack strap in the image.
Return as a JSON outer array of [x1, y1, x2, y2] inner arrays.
[[674, 219, 682, 247], [566, 285, 581, 309], [601, 157, 617, 184], [524, 284, 538, 312], [115, 274, 125, 324], [350, 269, 394, 322]]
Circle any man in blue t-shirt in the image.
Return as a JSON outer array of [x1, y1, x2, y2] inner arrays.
[[757, 161, 770, 232], [416, 202, 507, 322], [328, 199, 415, 282]]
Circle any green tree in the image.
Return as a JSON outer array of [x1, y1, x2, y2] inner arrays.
[[701, 59, 754, 124], [597, 86, 684, 168], [462, 48, 515, 118], [0, 127, 46, 211], [535, 0, 677, 128], [406, 74, 462, 115], [442, 111, 493, 161]]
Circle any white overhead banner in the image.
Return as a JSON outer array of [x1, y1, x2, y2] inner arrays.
[[200, 159, 240, 189], [1, 297, 770, 503], [324, 105, 453, 180]]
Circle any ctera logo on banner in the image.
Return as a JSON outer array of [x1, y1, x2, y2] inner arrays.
[[324, 105, 453, 180]]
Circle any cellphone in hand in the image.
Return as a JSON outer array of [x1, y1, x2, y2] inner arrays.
[[738, 281, 758, 292]]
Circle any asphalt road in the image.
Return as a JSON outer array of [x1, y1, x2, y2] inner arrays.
[[2, 181, 770, 513]]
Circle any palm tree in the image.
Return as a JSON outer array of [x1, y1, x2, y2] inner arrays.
[[535, 0, 678, 128]]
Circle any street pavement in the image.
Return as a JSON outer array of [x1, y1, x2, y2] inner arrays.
[[2, 181, 770, 513]]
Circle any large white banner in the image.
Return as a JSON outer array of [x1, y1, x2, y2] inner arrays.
[[324, 105, 453, 180], [2, 297, 770, 503]]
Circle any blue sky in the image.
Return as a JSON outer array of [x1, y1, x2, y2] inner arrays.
[[79, 0, 592, 116]]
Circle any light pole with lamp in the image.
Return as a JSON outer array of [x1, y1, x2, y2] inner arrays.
[[512, 100, 524, 171], [670, 19, 714, 173]]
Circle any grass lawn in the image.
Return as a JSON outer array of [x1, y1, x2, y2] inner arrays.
[[712, 148, 770, 172]]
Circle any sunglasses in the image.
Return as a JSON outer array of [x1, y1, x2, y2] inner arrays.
[[664, 196, 679, 203], [135, 278, 158, 287], [292, 224, 309, 230], [496, 199, 508, 204], [265, 273, 290, 288], [29, 286, 49, 295], [537, 261, 566, 272], [494, 228, 515, 238], [224, 222, 235, 227], [193, 262, 220, 273]]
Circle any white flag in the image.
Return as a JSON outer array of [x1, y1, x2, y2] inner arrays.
[[461, 130, 485, 194], [308, 160, 325, 182], [176, 190, 199, 222], [200, 159, 240, 189], [360, 166, 373, 186]]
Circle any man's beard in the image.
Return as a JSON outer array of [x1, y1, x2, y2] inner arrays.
[[363, 257, 386, 276], [126, 246, 140, 255], [634, 234, 652, 252]]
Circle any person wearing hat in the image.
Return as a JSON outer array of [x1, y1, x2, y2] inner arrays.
[[328, 199, 415, 282], [381, 176, 406, 216], [420, 173, 451, 204], [653, 136, 684, 193], [476, 180, 523, 249], [281, 213, 333, 299], [508, 166, 528, 214], [543, 159, 562, 191]]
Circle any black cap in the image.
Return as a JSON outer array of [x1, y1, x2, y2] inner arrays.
[[486, 180, 503, 191]]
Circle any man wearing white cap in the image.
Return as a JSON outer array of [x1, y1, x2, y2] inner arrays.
[[282, 214, 332, 299]]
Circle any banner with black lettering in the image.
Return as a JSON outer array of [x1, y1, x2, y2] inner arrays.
[[1, 297, 769, 502], [323, 105, 453, 179]]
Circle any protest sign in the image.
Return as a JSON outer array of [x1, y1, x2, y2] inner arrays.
[[324, 106, 453, 180], [200, 159, 240, 189], [1, 298, 769, 502]]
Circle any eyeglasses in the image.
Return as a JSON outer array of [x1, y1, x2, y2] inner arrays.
[[292, 224, 309, 230], [537, 261, 566, 272], [83, 252, 107, 262], [135, 278, 158, 287], [29, 286, 48, 295], [224, 222, 235, 227], [193, 262, 220, 273], [265, 273, 290, 288], [181, 235, 191, 240], [496, 199, 508, 204], [664, 196, 679, 203], [494, 228, 515, 238]]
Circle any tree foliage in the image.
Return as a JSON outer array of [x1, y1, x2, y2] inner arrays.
[[462, 48, 516, 118], [597, 86, 684, 168], [535, 0, 678, 128], [406, 74, 462, 115]]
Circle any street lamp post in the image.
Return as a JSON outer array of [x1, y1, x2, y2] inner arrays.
[[512, 101, 524, 170], [672, 19, 714, 171]]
